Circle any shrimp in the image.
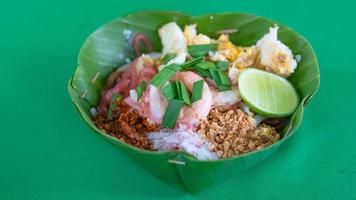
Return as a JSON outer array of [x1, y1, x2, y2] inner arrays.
[[211, 86, 241, 111], [125, 71, 212, 129], [171, 71, 212, 130], [125, 85, 168, 124]]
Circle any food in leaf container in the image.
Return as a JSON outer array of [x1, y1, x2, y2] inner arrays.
[[68, 11, 319, 191], [91, 21, 300, 160]]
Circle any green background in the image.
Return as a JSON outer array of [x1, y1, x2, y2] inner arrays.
[[1, 0, 355, 199]]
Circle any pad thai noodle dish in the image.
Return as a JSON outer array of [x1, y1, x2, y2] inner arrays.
[[92, 22, 300, 160]]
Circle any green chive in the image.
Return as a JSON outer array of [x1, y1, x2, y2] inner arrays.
[[136, 81, 147, 100], [166, 64, 182, 71], [209, 68, 231, 91], [215, 84, 231, 91], [150, 64, 181, 88], [174, 81, 181, 100], [218, 69, 231, 86], [192, 67, 211, 78], [180, 56, 204, 70], [107, 93, 122, 120], [183, 60, 216, 78], [195, 61, 216, 70], [191, 80, 204, 103], [162, 82, 177, 100], [188, 44, 218, 57], [161, 99, 184, 129], [209, 68, 220, 83], [215, 61, 230, 70], [161, 53, 176, 64], [176, 81, 191, 106]]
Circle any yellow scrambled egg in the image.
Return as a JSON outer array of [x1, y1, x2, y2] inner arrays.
[[184, 24, 212, 45], [217, 34, 240, 62]]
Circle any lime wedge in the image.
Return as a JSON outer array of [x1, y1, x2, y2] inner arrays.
[[238, 68, 299, 117]]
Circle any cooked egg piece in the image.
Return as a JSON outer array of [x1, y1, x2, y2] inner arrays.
[[159, 22, 187, 55], [232, 46, 258, 70], [192, 34, 212, 45], [217, 34, 240, 61], [183, 24, 197, 45], [256, 26, 297, 77], [184, 24, 213, 45], [209, 51, 228, 61], [158, 22, 188, 70]]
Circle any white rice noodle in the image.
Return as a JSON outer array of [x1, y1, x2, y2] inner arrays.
[[254, 115, 266, 126], [129, 89, 138, 102], [148, 130, 218, 160], [90, 107, 97, 117], [241, 103, 255, 116]]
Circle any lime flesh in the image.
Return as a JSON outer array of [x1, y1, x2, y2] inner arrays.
[[238, 68, 299, 117]]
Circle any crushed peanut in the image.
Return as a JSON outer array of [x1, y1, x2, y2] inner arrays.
[[198, 108, 280, 158]]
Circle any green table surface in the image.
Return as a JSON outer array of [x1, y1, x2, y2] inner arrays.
[[1, 0, 355, 199]]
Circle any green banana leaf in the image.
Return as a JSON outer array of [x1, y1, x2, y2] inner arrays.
[[68, 11, 320, 192]]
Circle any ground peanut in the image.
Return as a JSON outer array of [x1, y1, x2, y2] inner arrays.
[[198, 109, 280, 158]]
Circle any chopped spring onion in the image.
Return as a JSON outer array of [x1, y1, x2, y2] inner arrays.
[[215, 61, 229, 70], [217, 69, 231, 86], [192, 61, 216, 78], [162, 82, 177, 101], [135, 80, 146, 100], [150, 64, 181, 88], [188, 44, 218, 58], [163, 81, 191, 105], [209, 68, 220, 83], [175, 81, 191, 106], [218, 85, 231, 91], [192, 67, 211, 78], [180, 56, 204, 69], [191, 80, 204, 103], [161, 53, 176, 64], [209, 68, 231, 91], [161, 99, 184, 129], [195, 61, 216, 70], [107, 93, 122, 120]]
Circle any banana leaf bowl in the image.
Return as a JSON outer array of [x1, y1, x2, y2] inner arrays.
[[68, 11, 320, 192]]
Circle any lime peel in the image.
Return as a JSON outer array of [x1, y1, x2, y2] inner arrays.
[[238, 68, 299, 117]]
